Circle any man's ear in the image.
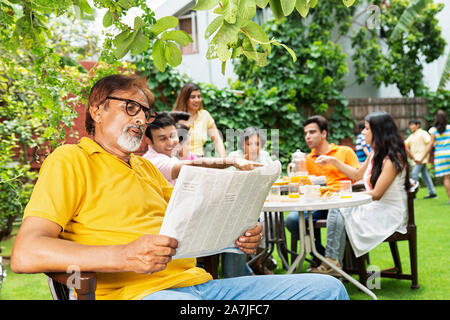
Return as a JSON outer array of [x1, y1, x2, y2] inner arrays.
[[89, 104, 102, 124], [144, 136, 152, 146]]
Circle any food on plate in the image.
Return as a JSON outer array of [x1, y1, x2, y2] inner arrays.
[[319, 186, 334, 196], [321, 191, 334, 199]]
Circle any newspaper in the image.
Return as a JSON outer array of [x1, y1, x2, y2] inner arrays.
[[159, 160, 281, 259]]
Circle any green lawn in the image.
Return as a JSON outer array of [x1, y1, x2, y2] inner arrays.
[[0, 186, 449, 300], [274, 185, 450, 300]]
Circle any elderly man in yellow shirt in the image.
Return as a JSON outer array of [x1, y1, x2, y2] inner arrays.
[[405, 119, 437, 199], [10, 74, 348, 300]]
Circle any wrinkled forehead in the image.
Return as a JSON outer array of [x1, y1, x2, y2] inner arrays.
[[111, 88, 149, 107]]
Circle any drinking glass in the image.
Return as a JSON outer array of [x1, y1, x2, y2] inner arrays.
[[340, 180, 352, 198], [288, 182, 300, 199]]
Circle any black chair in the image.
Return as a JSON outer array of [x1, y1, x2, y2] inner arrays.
[[313, 179, 420, 289], [46, 272, 96, 300]]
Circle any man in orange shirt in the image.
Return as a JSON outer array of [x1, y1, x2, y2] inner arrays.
[[285, 115, 359, 264]]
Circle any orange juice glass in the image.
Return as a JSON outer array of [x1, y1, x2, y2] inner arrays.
[[340, 180, 352, 198], [288, 182, 300, 199]]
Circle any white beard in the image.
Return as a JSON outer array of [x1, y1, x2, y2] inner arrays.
[[117, 124, 143, 152]]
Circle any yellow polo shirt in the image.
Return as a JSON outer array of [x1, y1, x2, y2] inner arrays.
[[23, 137, 212, 300], [306, 143, 360, 190]]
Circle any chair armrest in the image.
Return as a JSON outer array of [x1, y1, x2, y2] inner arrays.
[[46, 272, 96, 300], [352, 181, 365, 192]]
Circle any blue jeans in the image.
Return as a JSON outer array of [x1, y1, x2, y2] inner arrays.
[[142, 274, 349, 300], [411, 164, 436, 195], [222, 252, 254, 278], [324, 209, 347, 266], [284, 210, 328, 256]]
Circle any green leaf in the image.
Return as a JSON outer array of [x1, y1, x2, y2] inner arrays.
[[223, 0, 239, 24], [77, 0, 93, 14], [161, 30, 193, 46], [243, 49, 267, 66], [342, 0, 356, 7], [269, 0, 284, 21], [114, 31, 137, 59], [152, 39, 167, 72], [255, 0, 270, 8], [438, 52, 450, 89], [231, 46, 244, 58], [295, 0, 309, 18], [112, 30, 130, 46], [309, 0, 318, 8], [241, 20, 271, 55], [208, 19, 241, 61], [164, 41, 182, 67], [134, 16, 145, 30], [205, 16, 224, 39], [280, 43, 296, 62], [239, 0, 257, 20], [281, 0, 296, 16], [390, 0, 428, 41], [221, 61, 227, 75], [103, 10, 113, 28], [130, 30, 150, 55], [150, 16, 179, 36], [272, 40, 297, 62], [118, 0, 137, 10], [241, 20, 269, 44], [193, 0, 220, 11]]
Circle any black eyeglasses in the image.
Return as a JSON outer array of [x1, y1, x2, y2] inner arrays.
[[105, 96, 157, 123]]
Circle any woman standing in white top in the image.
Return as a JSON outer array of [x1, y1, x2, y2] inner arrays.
[[311, 111, 410, 275], [172, 83, 226, 158]]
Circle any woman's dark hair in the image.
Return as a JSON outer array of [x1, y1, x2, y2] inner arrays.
[[365, 111, 409, 190], [145, 111, 175, 143], [237, 127, 267, 151], [86, 74, 154, 135], [172, 83, 202, 112], [434, 109, 448, 134]]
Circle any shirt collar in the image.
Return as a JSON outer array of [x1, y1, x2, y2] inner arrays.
[[78, 137, 107, 155], [78, 137, 140, 167], [146, 145, 172, 159], [310, 143, 338, 158]]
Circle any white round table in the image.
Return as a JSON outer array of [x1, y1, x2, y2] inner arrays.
[[263, 193, 372, 212], [259, 193, 377, 300]]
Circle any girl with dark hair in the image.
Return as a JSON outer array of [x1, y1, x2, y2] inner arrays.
[[420, 109, 450, 203], [172, 83, 226, 158], [310, 111, 410, 275]]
